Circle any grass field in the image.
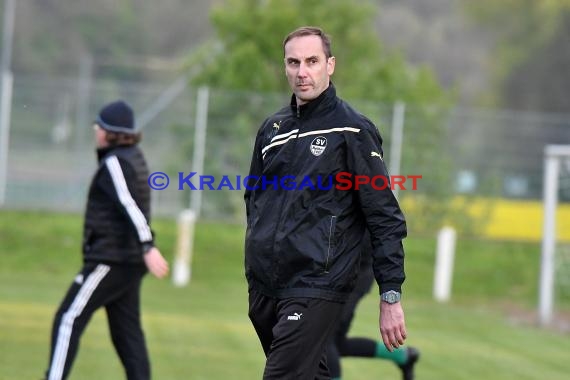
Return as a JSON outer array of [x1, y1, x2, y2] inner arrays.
[[1, 210, 569, 379]]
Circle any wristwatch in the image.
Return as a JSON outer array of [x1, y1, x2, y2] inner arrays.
[[381, 290, 401, 304]]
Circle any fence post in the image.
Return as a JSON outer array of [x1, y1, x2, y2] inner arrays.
[[538, 146, 560, 326], [189, 86, 209, 216], [171, 86, 209, 287], [389, 101, 405, 200], [172, 209, 196, 287], [433, 226, 457, 302], [0, 0, 15, 206], [0, 72, 12, 206]]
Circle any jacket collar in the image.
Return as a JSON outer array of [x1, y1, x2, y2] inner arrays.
[[290, 82, 337, 119], [96, 146, 114, 162]]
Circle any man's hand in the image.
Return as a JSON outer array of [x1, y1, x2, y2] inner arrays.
[[143, 247, 169, 279], [379, 301, 407, 351]]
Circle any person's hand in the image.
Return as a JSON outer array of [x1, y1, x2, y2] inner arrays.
[[143, 247, 169, 279], [379, 301, 407, 351]]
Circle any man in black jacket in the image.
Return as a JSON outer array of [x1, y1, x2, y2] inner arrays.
[[44, 100, 169, 380], [245, 26, 408, 379]]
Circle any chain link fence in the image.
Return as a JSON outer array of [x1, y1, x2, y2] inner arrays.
[[2, 74, 570, 235]]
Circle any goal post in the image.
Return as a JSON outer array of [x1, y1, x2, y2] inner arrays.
[[538, 144, 570, 326]]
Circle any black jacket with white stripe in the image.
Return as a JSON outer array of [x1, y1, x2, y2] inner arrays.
[[244, 84, 407, 302], [82, 145, 153, 264]]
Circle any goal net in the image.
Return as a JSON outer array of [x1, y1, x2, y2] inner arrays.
[[539, 145, 570, 326]]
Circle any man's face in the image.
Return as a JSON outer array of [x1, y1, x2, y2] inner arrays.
[[284, 35, 335, 105]]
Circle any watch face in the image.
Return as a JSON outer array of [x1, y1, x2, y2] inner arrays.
[[382, 291, 400, 304]]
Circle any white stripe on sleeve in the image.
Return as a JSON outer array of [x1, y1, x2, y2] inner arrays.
[[105, 156, 153, 242]]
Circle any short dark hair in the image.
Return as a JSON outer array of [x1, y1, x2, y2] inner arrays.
[[105, 131, 142, 146], [283, 26, 332, 58]]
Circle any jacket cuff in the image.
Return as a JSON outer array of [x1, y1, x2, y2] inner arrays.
[[141, 242, 154, 254], [378, 282, 402, 294]]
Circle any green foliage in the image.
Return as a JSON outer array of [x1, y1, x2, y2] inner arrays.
[[192, 0, 448, 107], [463, 0, 570, 108], [184, 0, 480, 234], [9, 0, 210, 78], [8, 2, 142, 77]]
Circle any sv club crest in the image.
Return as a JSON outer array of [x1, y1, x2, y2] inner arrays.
[[310, 136, 327, 157]]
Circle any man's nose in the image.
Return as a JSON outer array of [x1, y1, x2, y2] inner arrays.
[[297, 62, 309, 77]]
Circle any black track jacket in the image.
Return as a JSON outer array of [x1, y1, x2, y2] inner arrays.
[[244, 84, 407, 302], [82, 145, 154, 264]]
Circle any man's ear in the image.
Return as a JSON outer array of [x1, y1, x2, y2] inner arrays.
[[327, 56, 336, 76]]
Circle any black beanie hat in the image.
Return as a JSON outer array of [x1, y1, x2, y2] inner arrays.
[[95, 100, 136, 134]]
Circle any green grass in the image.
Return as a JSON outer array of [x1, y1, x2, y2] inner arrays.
[[0, 210, 569, 379]]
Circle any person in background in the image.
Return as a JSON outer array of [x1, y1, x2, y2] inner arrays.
[[44, 100, 169, 380], [326, 236, 420, 380]]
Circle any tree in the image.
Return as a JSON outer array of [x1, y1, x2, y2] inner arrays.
[[7, 0, 212, 79], [181, 0, 490, 235], [464, 0, 570, 112], [191, 0, 446, 105]]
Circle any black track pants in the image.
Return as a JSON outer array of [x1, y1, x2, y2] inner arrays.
[[248, 290, 344, 380], [45, 262, 149, 380], [326, 287, 375, 378]]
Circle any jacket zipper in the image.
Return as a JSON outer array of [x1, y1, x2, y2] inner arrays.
[[324, 216, 337, 273]]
